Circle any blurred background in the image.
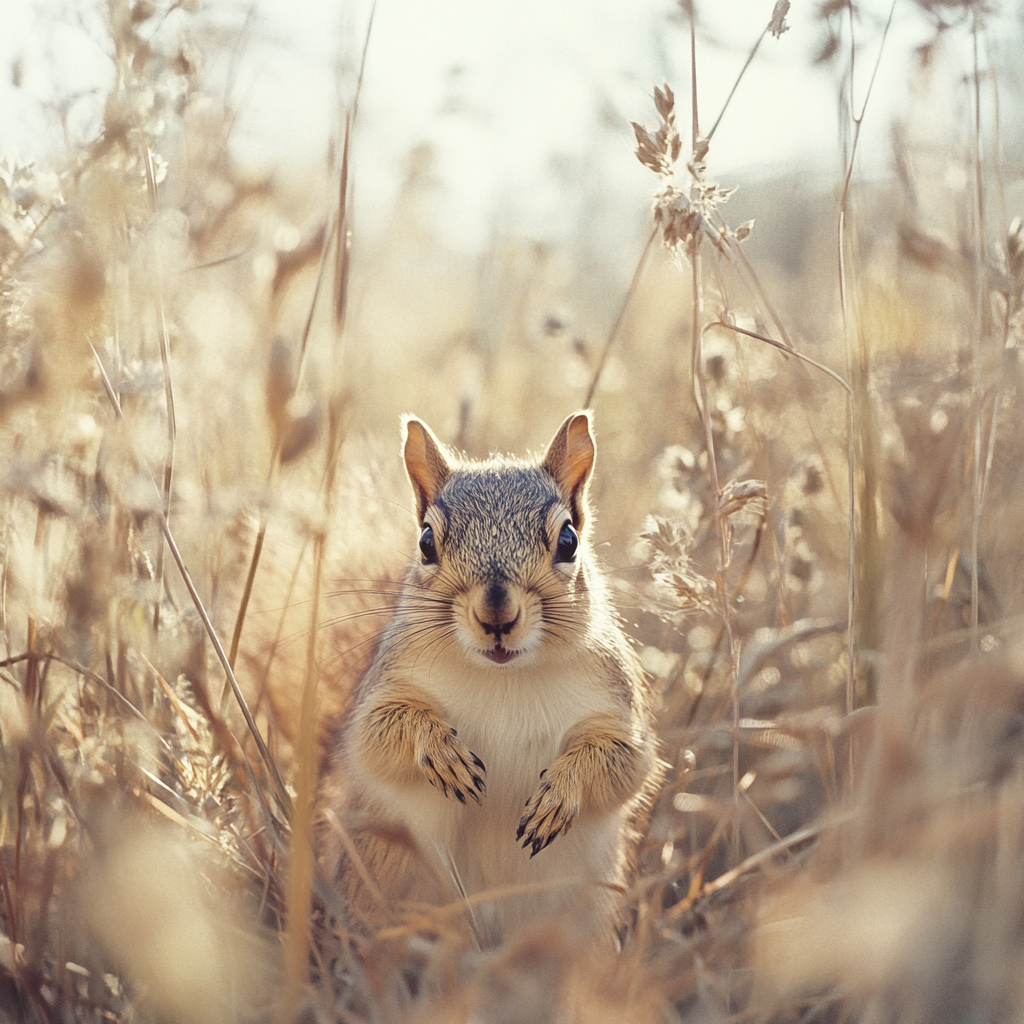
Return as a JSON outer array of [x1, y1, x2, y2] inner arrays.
[[4, 1, 1024, 1021]]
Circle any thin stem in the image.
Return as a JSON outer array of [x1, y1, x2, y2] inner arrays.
[[157, 508, 293, 820], [89, 341, 123, 418], [296, 213, 337, 388], [283, 19, 371, 1001], [970, 14, 986, 650], [283, 526, 324, 1018], [226, 11, 376, 706], [689, 4, 741, 867], [25, 508, 47, 711], [839, 0, 898, 219], [584, 225, 658, 407], [228, 522, 267, 674], [727, 240, 794, 351], [696, 297, 742, 866], [335, 111, 353, 335], [705, 29, 766, 144], [221, 217, 332, 707], [836, 0, 897, 743], [145, 146, 177, 634], [333, 4, 376, 335], [704, 321, 850, 392], [979, 39, 1011, 514], [689, 11, 702, 410]]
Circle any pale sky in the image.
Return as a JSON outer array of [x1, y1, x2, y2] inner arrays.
[[0, 0, 1007, 249]]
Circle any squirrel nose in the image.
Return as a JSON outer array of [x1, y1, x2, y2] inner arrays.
[[474, 584, 520, 640], [476, 609, 520, 640], [473, 606, 520, 638]]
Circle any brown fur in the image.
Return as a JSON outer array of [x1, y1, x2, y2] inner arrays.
[[322, 412, 663, 946]]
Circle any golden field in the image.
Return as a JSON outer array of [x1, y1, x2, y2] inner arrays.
[[2, 1, 1024, 1020]]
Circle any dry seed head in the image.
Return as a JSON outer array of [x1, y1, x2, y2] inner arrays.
[[792, 457, 826, 498], [898, 223, 958, 274], [632, 81, 749, 261], [631, 83, 682, 178], [640, 514, 719, 616], [653, 82, 676, 123], [0, 158, 58, 270], [768, 0, 791, 37], [719, 478, 767, 518], [641, 513, 691, 564], [631, 121, 680, 178], [661, 568, 719, 614], [652, 178, 744, 261]]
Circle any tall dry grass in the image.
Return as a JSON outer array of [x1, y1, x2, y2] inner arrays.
[[2, 0, 1024, 1021]]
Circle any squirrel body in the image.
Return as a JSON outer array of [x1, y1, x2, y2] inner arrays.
[[325, 413, 660, 945]]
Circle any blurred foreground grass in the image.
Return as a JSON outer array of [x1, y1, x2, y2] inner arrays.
[[3, 1, 1024, 1021]]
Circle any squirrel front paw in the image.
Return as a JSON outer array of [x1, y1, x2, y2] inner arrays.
[[415, 724, 486, 804], [517, 765, 580, 857]]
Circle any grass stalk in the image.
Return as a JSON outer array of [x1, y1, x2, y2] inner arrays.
[[970, 15, 986, 650], [980, 64, 1010, 515], [686, 3, 742, 867], [227, 521, 268, 674], [224, 6, 373, 705], [282, 523, 324, 1022], [282, 24, 367, 996], [704, 321, 850, 393], [157, 506, 293, 819], [583, 225, 657, 407], [703, 23, 767, 145], [837, 0, 896, 728], [219, 227, 331, 706], [144, 145, 177, 635]]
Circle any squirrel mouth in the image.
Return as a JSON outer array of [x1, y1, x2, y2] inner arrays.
[[482, 645, 519, 665]]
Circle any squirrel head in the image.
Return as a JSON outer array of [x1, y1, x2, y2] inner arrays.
[[400, 413, 597, 669]]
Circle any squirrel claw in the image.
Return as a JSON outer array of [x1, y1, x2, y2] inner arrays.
[[529, 830, 560, 858], [417, 724, 487, 805], [518, 767, 579, 855]]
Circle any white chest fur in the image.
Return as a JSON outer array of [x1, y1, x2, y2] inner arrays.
[[378, 654, 626, 941]]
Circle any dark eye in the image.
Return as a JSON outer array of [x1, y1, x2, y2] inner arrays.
[[555, 521, 578, 563], [419, 524, 438, 565]]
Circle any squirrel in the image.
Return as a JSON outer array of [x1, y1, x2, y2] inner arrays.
[[323, 412, 662, 947]]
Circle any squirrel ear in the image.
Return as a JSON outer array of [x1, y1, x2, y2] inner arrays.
[[403, 416, 451, 521], [542, 411, 595, 527]]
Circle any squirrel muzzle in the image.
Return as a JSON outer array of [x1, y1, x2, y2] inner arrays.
[[468, 582, 533, 664]]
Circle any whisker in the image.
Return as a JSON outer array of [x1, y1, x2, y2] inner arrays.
[[424, 631, 461, 673]]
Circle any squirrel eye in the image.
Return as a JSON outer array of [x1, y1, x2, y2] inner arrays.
[[555, 521, 578, 563], [419, 524, 438, 565]]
